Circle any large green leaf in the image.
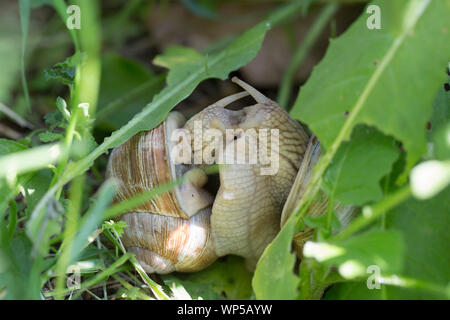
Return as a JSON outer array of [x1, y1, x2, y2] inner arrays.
[[325, 187, 450, 299], [254, 0, 449, 299], [322, 126, 399, 205], [163, 256, 253, 300], [99, 2, 305, 149], [427, 74, 450, 161], [96, 53, 165, 129], [303, 229, 404, 280], [385, 186, 450, 299], [0, 234, 41, 300], [0, 8, 21, 104], [0, 139, 30, 212], [292, 0, 450, 180], [252, 215, 300, 299]]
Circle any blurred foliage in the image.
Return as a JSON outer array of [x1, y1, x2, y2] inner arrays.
[[0, 0, 449, 301]]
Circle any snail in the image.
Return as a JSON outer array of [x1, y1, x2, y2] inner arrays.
[[106, 77, 354, 274]]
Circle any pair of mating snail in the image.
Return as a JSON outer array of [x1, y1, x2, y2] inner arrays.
[[106, 77, 354, 274]]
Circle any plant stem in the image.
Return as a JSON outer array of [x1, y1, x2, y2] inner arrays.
[[49, 107, 81, 198], [105, 229, 169, 300], [278, 3, 339, 108], [290, 0, 430, 230], [377, 274, 449, 298], [333, 185, 412, 242], [54, 175, 84, 300], [19, 0, 31, 112]]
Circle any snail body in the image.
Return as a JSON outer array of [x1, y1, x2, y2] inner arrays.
[[106, 78, 352, 274]]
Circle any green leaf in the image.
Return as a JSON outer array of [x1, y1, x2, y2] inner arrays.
[[0, 139, 31, 211], [163, 256, 253, 300], [44, 52, 85, 88], [322, 126, 399, 205], [264, 1, 450, 297], [252, 215, 300, 299], [19, 0, 31, 112], [325, 187, 450, 299], [304, 229, 404, 279], [0, 234, 41, 299], [102, 220, 128, 238], [89, 1, 305, 152], [44, 111, 66, 130], [23, 169, 52, 216], [0, 139, 27, 155], [427, 76, 450, 161], [291, 0, 450, 181], [96, 53, 165, 128], [100, 18, 272, 150], [70, 181, 116, 263], [432, 123, 450, 161], [48, 1, 307, 193], [385, 186, 450, 298], [0, 142, 64, 179], [39, 131, 64, 143]]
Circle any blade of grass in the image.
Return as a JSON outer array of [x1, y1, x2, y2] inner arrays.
[[50, 0, 102, 199], [7, 200, 17, 238], [47, 253, 133, 299], [70, 180, 116, 262], [104, 228, 169, 300], [332, 185, 412, 242], [54, 175, 84, 300], [278, 3, 339, 108], [52, 0, 80, 51], [0, 143, 65, 179], [96, 74, 166, 122], [19, 0, 31, 112], [0, 102, 34, 129]]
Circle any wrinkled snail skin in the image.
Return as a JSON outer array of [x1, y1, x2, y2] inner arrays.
[[106, 112, 214, 219], [183, 78, 310, 269]]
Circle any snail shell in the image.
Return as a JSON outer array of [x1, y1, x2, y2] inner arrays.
[[120, 208, 216, 274], [106, 112, 214, 219], [106, 112, 217, 273], [280, 136, 356, 257]]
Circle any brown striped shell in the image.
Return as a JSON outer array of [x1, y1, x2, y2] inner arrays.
[[106, 112, 214, 219], [106, 112, 217, 273], [120, 208, 216, 274]]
